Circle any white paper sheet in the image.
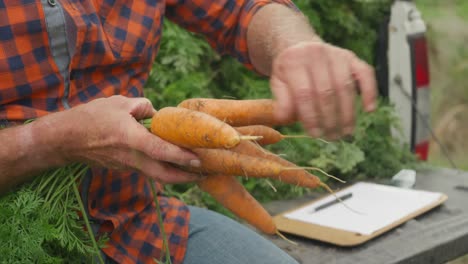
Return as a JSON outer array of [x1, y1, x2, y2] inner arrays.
[[284, 182, 443, 235]]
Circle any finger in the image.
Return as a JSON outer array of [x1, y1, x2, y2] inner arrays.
[[350, 56, 377, 112], [310, 45, 338, 139], [329, 50, 356, 136], [128, 97, 157, 120], [130, 125, 200, 167], [88, 147, 145, 171], [114, 149, 203, 184], [270, 74, 295, 123], [139, 159, 203, 184], [284, 63, 321, 137]]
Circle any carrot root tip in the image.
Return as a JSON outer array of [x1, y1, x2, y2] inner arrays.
[[319, 182, 365, 215], [276, 230, 298, 246], [303, 167, 346, 183], [281, 167, 345, 183], [265, 180, 277, 192]]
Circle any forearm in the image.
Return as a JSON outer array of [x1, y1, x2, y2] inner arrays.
[[0, 118, 67, 194], [247, 3, 321, 75], [0, 96, 202, 194]]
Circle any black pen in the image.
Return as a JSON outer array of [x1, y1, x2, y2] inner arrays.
[[455, 185, 468, 192], [311, 193, 353, 213]]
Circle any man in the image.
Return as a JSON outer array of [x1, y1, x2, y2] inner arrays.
[[0, 0, 376, 263]]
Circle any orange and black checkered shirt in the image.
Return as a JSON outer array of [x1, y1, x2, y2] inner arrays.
[[0, 0, 296, 263]]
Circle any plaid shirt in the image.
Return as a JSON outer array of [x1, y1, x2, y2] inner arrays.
[[0, 0, 296, 263]]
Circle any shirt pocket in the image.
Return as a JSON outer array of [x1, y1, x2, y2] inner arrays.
[[0, 1, 51, 72], [0, 1, 60, 104], [100, 1, 161, 59]]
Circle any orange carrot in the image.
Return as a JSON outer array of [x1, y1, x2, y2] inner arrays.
[[197, 174, 277, 235], [187, 148, 329, 188], [230, 140, 274, 157], [150, 107, 260, 149], [235, 125, 313, 145], [231, 141, 323, 188], [235, 125, 283, 145], [230, 141, 348, 215], [177, 98, 295, 127], [191, 148, 284, 176]]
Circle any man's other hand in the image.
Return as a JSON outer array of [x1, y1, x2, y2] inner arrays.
[[270, 41, 377, 140]]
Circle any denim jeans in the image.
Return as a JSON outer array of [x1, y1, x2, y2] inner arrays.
[[183, 206, 299, 264], [98, 205, 299, 263]]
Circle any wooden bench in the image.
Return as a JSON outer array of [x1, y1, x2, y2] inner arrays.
[[264, 167, 468, 264]]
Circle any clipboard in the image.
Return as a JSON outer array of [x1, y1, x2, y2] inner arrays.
[[273, 182, 448, 247]]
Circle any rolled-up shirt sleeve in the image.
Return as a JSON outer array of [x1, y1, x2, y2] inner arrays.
[[165, 0, 298, 69]]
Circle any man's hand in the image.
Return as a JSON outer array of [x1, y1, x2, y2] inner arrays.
[[270, 41, 377, 139], [247, 4, 377, 139], [34, 95, 201, 184]]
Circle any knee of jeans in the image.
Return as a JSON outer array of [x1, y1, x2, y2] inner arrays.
[[186, 206, 300, 264], [187, 206, 239, 232]]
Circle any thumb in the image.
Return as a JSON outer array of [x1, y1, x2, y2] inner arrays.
[[128, 97, 157, 120]]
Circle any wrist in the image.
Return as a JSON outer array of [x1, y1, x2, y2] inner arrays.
[[271, 35, 322, 62], [269, 15, 322, 60], [247, 3, 322, 75], [28, 113, 73, 168]]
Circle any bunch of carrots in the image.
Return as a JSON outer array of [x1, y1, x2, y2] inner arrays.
[[146, 98, 339, 238]]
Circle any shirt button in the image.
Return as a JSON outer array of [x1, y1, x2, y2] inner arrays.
[[48, 0, 57, 6]]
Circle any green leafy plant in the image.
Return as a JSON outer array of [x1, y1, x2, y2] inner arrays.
[[0, 165, 105, 263], [306, 101, 418, 181]]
